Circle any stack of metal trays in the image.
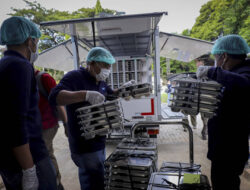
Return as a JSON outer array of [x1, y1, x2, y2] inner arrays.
[[118, 83, 152, 99], [105, 149, 157, 190], [159, 162, 201, 174], [147, 172, 211, 190], [116, 138, 157, 151], [76, 100, 123, 140], [169, 77, 223, 118], [147, 172, 183, 190], [116, 138, 158, 169]]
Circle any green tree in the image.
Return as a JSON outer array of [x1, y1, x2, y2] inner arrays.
[[168, 0, 250, 78], [95, 0, 103, 15], [9, 0, 115, 81], [169, 60, 196, 74], [181, 29, 191, 37], [190, 0, 250, 44], [160, 57, 196, 80]]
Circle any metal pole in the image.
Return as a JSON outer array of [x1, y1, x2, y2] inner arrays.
[[110, 65, 114, 89], [70, 24, 80, 70], [154, 27, 162, 120], [122, 59, 125, 83], [130, 120, 194, 164], [91, 21, 96, 47], [134, 59, 137, 82], [166, 58, 170, 75]]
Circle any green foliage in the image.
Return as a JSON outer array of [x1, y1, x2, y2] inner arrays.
[[8, 0, 115, 80], [95, 0, 103, 15], [160, 57, 196, 79], [172, 0, 249, 78], [181, 29, 191, 37], [190, 0, 250, 44], [161, 93, 168, 103], [169, 60, 196, 74]]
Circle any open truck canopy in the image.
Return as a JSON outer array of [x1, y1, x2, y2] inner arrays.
[[40, 12, 166, 56], [38, 12, 166, 121], [36, 12, 167, 71], [36, 39, 89, 71], [36, 16, 213, 71], [159, 32, 214, 62]]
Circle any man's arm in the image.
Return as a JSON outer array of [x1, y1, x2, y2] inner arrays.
[[56, 105, 68, 137], [41, 72, 86, 105], [8, 63, 35, 170], [56, 90, 86, 105], [208, 67, 250, 90], [57, 106, 67, 123], [49, 71, 105, 106], [13, 144, 34, 170], [49, 71, 85, 106]]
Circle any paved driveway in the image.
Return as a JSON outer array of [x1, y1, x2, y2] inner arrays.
[[1, 114, 249, 189]]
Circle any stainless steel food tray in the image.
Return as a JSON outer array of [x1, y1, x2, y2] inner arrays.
[[118, 83, 152, 98], [147, 172, 211, 190], [159, 162, 201, 174], [170, 77, 223, 118], [117, 138, 157, 151], [76, 100, 123, 139], [147, 172, 184, 190]]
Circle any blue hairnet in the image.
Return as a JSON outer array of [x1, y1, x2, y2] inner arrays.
[[87, 47, 115, 65], [211, 34, 250, 55], [0, 16, 41, 45]]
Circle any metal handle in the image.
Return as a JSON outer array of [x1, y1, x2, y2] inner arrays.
[[130, 120, 194, 164]]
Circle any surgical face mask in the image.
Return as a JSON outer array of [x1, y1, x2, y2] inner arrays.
[[214, 59, 217, 67], [28, 40, 39, 63], [96, 68, 111, 81], [214, 54, 222, 67]]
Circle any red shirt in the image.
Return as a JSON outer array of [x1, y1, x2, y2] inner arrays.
[[35, 71, 58, 130]]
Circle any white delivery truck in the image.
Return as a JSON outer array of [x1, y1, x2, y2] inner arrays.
[[37, 12, 214, 138], [38, 12, 167, 138]]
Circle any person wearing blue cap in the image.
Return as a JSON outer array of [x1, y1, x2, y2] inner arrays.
[[196, 34, 250, 190], [0, 16, 57, 190], [49, 47, 117, 190]]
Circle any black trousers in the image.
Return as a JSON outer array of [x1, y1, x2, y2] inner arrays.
[[211, 159, 246, 190]]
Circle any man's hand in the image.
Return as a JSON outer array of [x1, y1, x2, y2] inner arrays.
[[85, 91, 105, 105], [22, 165, 39, 190], [196, 66, 211, 79], [63, 122, 68, 137], [122, 80, 136, 88]]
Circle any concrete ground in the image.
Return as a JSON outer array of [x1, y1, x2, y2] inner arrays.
[[1, 114, 250, 189]]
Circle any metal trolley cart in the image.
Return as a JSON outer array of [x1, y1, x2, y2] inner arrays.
[[130, 121, 210, 190], [105, 137, 158, 190], [105, 149, 157, 190]]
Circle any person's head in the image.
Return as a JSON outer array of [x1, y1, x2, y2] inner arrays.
[[86, 47, 115, 81], [211, 34, 250, 70], [0, 16, 41, 63], [195, 54, 214, 67]]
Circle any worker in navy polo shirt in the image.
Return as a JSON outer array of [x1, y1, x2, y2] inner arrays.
[[49, 47, 116, 190], [196, 35, 250, 190], [0, 17, 57, 189]]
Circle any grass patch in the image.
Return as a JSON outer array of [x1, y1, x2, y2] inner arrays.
[[161, 93, 168, 103]]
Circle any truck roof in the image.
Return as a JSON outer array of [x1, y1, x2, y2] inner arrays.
[[40, 12, 167, 57], [159, 32, 214, 62]]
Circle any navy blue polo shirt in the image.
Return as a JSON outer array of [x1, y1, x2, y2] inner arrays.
[[49, 67, 113, 154], [0, 50, 48, 170], [207, 59, 250, 162]]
